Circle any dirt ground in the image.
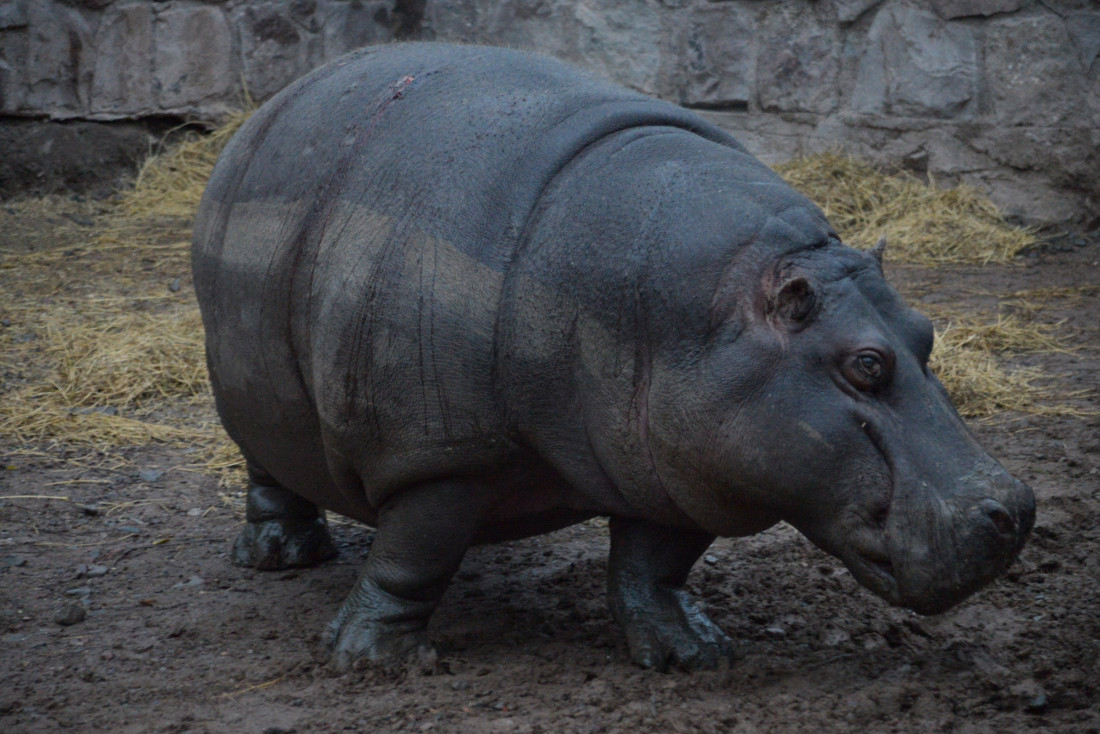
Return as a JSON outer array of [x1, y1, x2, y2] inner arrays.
[[1, 217, 1098, 732]]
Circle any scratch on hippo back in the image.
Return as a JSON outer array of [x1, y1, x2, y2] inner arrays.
[[355, 74, 422, 148]]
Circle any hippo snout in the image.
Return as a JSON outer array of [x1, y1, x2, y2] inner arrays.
[[975, 484, 1035, 543], [888, 476, 1035, 616], [977, 498, 1017, 536], [970, 477, 1035, 557]]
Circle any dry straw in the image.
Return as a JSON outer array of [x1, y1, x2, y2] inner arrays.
[[115, 109, 254, 222], [0, 307, 209, 444], [928, 311, 1076, 418], [775, 152, 1036, 264], [0, 116, 1078, 477]]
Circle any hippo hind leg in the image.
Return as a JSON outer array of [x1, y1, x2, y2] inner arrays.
[[607, 517, 736, 672], [324, 478, 484, 670], [232, 462, 339, 571]]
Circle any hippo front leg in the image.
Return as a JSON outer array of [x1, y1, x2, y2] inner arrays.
[[607, 517, 735, 671], [323, 479, 481, 670]]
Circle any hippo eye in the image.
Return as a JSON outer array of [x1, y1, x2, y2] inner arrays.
[[859, 354, 882, 378], [845, 350, 891, 391]]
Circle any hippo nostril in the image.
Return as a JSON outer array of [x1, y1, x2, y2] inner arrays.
[[979, 499, 1015, 536]]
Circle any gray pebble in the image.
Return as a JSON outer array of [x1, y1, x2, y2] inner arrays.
[[71, 406, 118, 416], [54, 604, 86, 626], [1026, 692, 1049, 713], [63, 213, 95, 227], [173, 576, 204, 589]]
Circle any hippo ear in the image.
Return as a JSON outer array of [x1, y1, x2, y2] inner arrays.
[[870, 236, 887, 268], [769, 276, 818, 327]]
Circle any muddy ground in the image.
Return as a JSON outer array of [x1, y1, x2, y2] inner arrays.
[[1, 228, 1098, 733]]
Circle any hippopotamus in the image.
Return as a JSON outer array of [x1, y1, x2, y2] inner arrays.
[[192, 43, 1035, 671]]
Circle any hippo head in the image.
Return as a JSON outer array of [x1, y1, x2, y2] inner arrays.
[[649, 237, 1034, 615]]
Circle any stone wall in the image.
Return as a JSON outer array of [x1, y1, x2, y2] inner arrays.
[[1, 0, 1097, 223]]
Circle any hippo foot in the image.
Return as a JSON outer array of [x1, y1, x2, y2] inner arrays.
[[607, 516, 734, 671], [613, 588, 736, 672], [232, 518, 338, 570], [323, 581, 438, 671], [231, 479, 338, 570]]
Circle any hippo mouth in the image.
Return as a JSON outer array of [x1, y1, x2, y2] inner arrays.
[[840, 526, 902, 607], [848, 542, 900, 603], [844, 415, 902, 600]]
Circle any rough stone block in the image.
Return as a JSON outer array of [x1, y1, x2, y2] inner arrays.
[[153, 5, 235, 111], [853, 6, 978, 118], [0, 20, 29, 113], [234, 2, 312, 102], [679, 2, 755, 109], [423, 0, 481, 42], [984, 13, 1088, 126], [969, 126, 1097, 194], [563, 0, 665, 95], [0, 1, 28, 30], [319, 0, 392, 60], [757, 11, 839, 114], [0, 0, 1096, 224], [929, 0, 1026, 19], [1067, 11, 1100, 73], [67, 0, 117, 8], [25, 1, 93, 115], [834, 0, 885, 25], [90, 3, 154, 117], [473, 0, 572, 64], [425, 1, 666, 95]]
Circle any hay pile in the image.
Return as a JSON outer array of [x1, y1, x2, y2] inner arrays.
[[1, 309, 207, 444], [111, 110, 253, 224], [775, 152, 1035, 264], [0, 121, 1077, 477], [928, 309, 1074, 418], [0, 120, 235, 470]]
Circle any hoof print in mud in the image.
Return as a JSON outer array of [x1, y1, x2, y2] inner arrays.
[[193, 43, 1034, 671]]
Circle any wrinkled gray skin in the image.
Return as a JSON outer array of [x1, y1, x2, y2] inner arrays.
[[192, 44, 1035, 672]]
